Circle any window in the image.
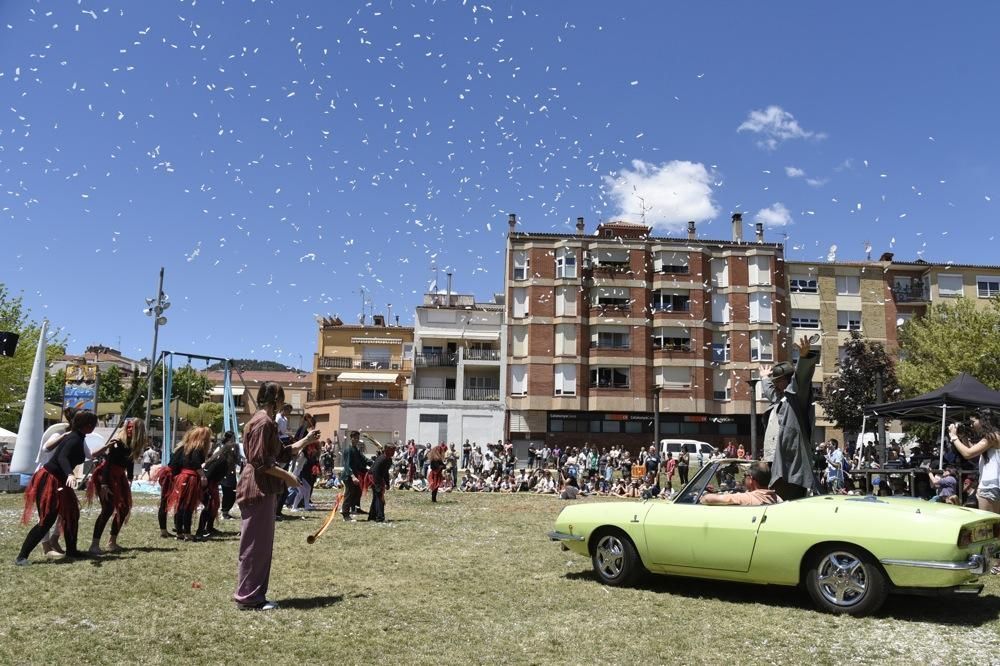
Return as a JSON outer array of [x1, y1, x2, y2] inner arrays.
[[591, 286, 630, 310], [790, 275, 818, 293], [748, 256, 771, 286], [652, 290, 690, 312], [510, 365, 527, 395], [361, 346, 390, 369], [938, 274, 963, 297], [555, 248, 577, 279], [361, 388, 389, 400], [594, 248, 630, 269], [749, 293, 773, 323], [657, 366, 691, 389], [512, 287, 528, 318], [555, 286, 576, 317], [655, 251, 690, 274], [511, 326, 527, 357], [555, 324, 576, 355], [554, 364, 576, 396], [713, 370, 731, 401], [712, 331, 730, 363], [790, 309, 820, 329], [978, 276, 1000, 298], [652, 326, 690, 351], [837, 311, 862, 331], [589, 367, 630, 389], [711, 258, 729, 287], [837, 346, 848, 364], [836, 275, 861, 296], [513, 250, 530, 281], [591, 326, 630, 349], [751, 331, 774, 362], [711, 294, 730, 323]]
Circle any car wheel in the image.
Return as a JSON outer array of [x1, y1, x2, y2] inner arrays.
[[804, 546, 888, 616], [591, 530, 642, 587]]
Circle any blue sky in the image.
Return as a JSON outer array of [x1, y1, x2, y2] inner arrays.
[[3, 1, 997, 367]]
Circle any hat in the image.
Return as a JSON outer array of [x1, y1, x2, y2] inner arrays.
[[770, 361, 794, 379]]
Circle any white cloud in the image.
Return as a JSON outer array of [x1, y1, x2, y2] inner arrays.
[[602, 159, 719, 232], [738, 106, 825, 150], [754, 202, 793, 228], [785, 166, 805, 178], [805, 177, 828, 187]]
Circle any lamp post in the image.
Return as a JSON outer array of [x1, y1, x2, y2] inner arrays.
[[142, 267, 169, 437], [653, 385, 662, 452], [745, 371, 761, 460]]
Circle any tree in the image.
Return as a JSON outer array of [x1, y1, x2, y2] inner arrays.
[[819, 331, 899, 439], [0, 284, 67, 430], [45, 368, 66, 404], [188, 401, 224, 431], [98, 365, 124, 403], [206, 359, 296, 372], [120, 369, 147, 420], [897, 297, 1000, 394]]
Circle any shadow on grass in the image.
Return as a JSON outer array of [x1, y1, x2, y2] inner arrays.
[[565, 569, 1000, 625], [279, 594, 344, 610]]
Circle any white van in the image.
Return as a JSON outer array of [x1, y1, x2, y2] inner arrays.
[[660, 439, 717, 468]]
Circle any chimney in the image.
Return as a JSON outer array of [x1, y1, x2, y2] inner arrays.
[[687, 220, 696, 240], [755, 222, 764, 243], [386, 304, 392, 325], [394, 314, 400, 327], [576, 216, 585, 236], [508, 213, 517, 233], [731, 212, 743, 243], [446, 272, 453, 306]]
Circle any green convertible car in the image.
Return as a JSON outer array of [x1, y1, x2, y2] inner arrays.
[[549, 459, 1000, 616]]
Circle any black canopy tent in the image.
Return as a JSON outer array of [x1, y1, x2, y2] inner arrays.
[[863, 373, 1000, 467]]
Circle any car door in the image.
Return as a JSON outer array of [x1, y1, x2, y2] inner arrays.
[[643, 502, 768, 572]]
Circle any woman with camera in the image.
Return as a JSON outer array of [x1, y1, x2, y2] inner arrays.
[[948, 408, 1000, 514]]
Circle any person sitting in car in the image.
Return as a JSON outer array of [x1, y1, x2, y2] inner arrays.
[[700, 462, 782, 506]]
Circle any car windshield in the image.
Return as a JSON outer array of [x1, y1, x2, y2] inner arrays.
[[673, 460, 754, 504]]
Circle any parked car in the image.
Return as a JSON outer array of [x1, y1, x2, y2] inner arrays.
[[660, 439, 716, 468], [549, 459, 999, 616]]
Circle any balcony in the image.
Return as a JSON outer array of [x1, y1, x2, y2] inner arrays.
[[590, 262, 632, 275], [892, 285, 929, 303], [651, 302, 691, 314], [590, 302, 631, 313], [318, 356, 410, 371], [414, 352, 458, 368], [654, 342, 692, 353], [412, 387, 456, 401], [464, 387, 501, 401], [464, 348, 501, 361], [590, 341, 631, 351], [313, 386, 404, 401]]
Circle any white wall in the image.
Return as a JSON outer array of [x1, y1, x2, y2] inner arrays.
[[404, 402, 504, 450]]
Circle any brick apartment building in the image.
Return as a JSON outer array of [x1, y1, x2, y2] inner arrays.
[[504, 212, 786, 453]]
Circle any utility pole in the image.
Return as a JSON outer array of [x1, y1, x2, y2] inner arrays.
[[143, 268, 169, 438]]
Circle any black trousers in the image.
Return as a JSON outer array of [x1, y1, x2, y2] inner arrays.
[[368, 487, 385, 521], [342, 477, 361, 518], [221, 486, 236, 514]]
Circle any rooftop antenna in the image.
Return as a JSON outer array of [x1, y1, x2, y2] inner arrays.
[[358, 286, 367, 325], [632, 188, 652, 225], [864, 240, 873, 261]]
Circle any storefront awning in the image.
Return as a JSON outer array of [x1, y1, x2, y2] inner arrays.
[[350, 337, 402, 345], [417, 328, 499, 341], [210, 386, 246, 396], [336, 372, 399, 383]]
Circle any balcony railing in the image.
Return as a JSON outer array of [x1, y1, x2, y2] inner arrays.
[[318, 356, 410, 370], [464, 348, 500, 361], [590, 341, 631, 350], [651, 302, 691, 313], [590, 262, 632, 273], [892, 285, 929, 303], [654, 342, 692, 353], [591, 302, 631, 312], [464, 387, 501, 401], [314, 387, 404, 401], [412, 387, 456, 400], [415, 352, 458, 367], [590, 382, 630, 390]]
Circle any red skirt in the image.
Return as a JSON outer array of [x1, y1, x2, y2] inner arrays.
[[21, 468, 80, 537], [86, 461, 133, 525], [428, 468, 444, 492], [360, 471, 373, 497], [167, 469, 203, 513], [151, 465, 174, 495]]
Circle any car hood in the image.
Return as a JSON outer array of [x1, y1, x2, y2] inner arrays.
[[786, 494, 997, 523]]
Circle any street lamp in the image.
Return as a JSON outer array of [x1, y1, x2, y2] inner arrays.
[[745, 370, 761, 460], [143, 267, 170, 437]]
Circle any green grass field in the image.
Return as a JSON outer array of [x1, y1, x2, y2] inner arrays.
[[2, 487, 999, 665]]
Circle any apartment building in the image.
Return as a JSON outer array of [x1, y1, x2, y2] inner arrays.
[[203, 369, 312, 433], [404, 285, 505, 449], [305, 317, 414, 451], [504, 213, 785, 453], [886, 256, 1000, 330]]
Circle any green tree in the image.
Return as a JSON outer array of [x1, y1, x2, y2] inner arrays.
[[188, 401, 224, 431], [45, 368, 66, 404], [120, 369, 147, 419], [819, 331, 899, 439], [98, 365, 124, 403], [0, 285, 67, 430], [897, 297, 1000, 394]]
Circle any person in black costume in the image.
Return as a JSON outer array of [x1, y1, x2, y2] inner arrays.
[[368, 444, 395, 522], [87, 417, 146, 554], [197, 431, 241, 538]]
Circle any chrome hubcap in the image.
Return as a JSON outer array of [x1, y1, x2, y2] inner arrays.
[[816, 551, 868, 607], [595, 535, 625, 579]]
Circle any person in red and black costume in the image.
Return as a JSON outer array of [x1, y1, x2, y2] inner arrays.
[[86, 417, 147, 554], [428, 443, 447, 503], [167, 426, 212, 541], [16, 411, 98, 565], [367, 443, 395, 522], [151, 441, 182, 538], [196, 431, 240, 539]]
